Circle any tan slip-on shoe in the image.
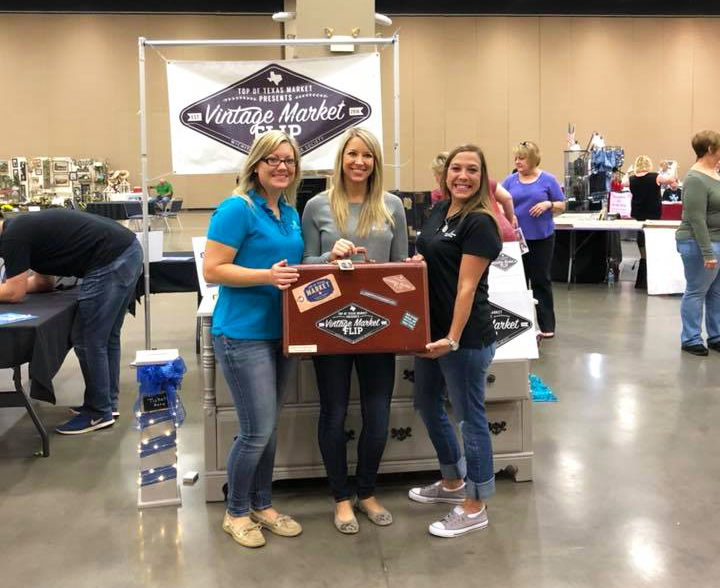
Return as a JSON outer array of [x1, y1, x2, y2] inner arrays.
[[356, 500, 393, 526], [250, 509, 303, 537], [222, 512, 266, 548], [334, 512, 360, 534]]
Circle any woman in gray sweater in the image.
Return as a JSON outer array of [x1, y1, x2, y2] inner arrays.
[[302, 127, 408, 533], [675, 130, 720, 356]]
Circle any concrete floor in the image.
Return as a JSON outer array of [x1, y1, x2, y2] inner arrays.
[[1, 211, 719, 588]]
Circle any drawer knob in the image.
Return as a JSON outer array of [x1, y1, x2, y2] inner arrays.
[[486, 374, 496, 385], [402, 369, 415, 383], [391, 427, 412, 441], [488, 421, 507, 435], [345, 429, 356, 442]]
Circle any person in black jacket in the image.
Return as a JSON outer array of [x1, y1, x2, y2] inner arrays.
[[0, 209, 143, 434]]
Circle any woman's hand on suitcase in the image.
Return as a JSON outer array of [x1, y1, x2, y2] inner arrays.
[[329, 239, 357, 261], [269, 259, 299, 290], [405, 254, 424, 262], [416, 338, 452, 359]]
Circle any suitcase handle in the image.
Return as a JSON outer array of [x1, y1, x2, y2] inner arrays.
[[353, 247, 375, 263], [333, 247, 376, 270]]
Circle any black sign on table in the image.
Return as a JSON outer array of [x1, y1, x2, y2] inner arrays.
[[142, 393, 169, 413]]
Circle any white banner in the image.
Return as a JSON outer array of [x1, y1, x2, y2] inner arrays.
[[166, 53, 383, 175], [488, 290, 539, 360], [488, 242, 527, 293]]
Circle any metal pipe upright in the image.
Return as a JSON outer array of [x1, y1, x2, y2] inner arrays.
[[138, 37, 151, 349], [392, 34, 401, 191]]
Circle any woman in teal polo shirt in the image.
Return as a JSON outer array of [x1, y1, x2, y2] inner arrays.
[[203, 130, 304, 548]]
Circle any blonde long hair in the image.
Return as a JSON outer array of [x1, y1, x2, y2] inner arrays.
[[441, 144, 500, 234], [328, 127, 393, 237], [233, 130, 302, 207]]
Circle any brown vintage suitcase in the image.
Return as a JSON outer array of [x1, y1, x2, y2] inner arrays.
[[282, 251, 430, 355]]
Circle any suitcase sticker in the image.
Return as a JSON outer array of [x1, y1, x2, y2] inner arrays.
[[292, 274, 342, 313], [382, 274, 416, 293], [316, 303, 390, 344]]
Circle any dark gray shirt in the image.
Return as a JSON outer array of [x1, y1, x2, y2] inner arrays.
[[676, 170, 720, 260], [302, 191, 408, 263]]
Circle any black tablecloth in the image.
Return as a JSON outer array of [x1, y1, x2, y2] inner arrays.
[[86, 200, 165, 219], [85, 201, 136, 220], [552, 230, 623, 283], [0, 289, 78, 404], [135, 251, 200, 298]]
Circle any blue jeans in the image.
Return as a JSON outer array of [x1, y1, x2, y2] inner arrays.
[[212, 336, 296, 517], [148, 197, 170, 214], [312, 353, 395, 501], [414, 344, 496, 501], [676, 239, 720, 346], [73, 240, 143, 417]]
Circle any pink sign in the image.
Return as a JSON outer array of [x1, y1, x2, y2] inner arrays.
[[609, 192, 632, 218]]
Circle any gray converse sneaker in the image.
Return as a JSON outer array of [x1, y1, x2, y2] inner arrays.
[[429, 505, 488, 538], [408, 480, 465, 504]]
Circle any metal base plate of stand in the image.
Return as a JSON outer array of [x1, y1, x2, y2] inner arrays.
[[138, 482, 182, 510]]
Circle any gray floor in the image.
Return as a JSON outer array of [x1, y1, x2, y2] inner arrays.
[[1, 211, 719, 588]]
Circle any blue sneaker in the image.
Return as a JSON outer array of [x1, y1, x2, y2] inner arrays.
[[56, 412, 115, 435], [69, 405, 120, 419]]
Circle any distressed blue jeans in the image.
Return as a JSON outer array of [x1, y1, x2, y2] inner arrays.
[[414, 344, 497, 501], [213, 336, 296, 517], [73, 240, 143, 417]]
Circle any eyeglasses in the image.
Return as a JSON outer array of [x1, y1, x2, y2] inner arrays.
[[261, 156, 297, 168]]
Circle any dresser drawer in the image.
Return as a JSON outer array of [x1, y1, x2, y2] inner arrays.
[[215, 359, 299, 408], [393, 355, 415, 399], [370, 404, 439, 463], [485, 359, 529, 401], [216, 407, 322, 470], [485, 400, 523, 454]]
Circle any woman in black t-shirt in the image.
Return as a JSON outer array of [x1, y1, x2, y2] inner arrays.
[[407, 144, 502, 538], [623, 155, 678, 288]]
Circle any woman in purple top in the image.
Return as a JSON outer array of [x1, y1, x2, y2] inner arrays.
[[502, 141, 565, 338]]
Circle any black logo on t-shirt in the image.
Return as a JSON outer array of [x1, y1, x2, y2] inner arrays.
[[316, 303, 389, 344], [179, 63, 371, 155], [490, 303, 533, 347], [492, 252, 518, 272]]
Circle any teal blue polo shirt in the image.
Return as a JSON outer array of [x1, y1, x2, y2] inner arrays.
[[207, 190, 303, 340]]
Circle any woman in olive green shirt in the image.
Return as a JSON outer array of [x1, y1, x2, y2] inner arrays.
[[675, 130, 720, 356]]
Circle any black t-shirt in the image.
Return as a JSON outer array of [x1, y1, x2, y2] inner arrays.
[[629, 173, 661, 221], [0, 209, 136, 279], [416, 201, 502, 348]]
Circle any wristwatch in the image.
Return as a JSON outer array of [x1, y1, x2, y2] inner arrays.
[[446, 338, 459, 351]]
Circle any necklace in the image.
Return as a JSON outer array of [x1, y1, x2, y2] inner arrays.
[[440, 208, 461, 234]]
